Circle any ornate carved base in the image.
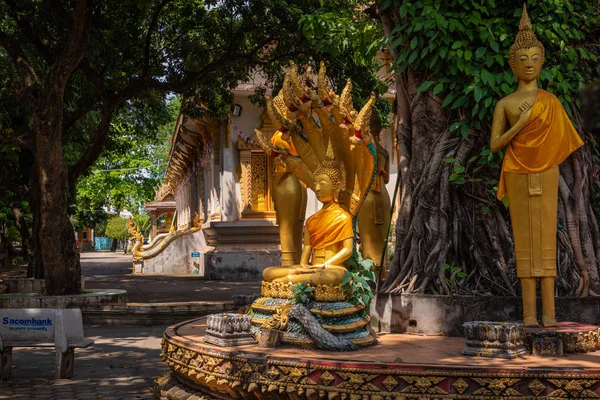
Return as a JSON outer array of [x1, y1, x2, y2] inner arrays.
[[462, 321, 529, 359], [525, 321, 600, 354], [530, 331, 564, 356], [159, 318, 600, 399], [203, 313, 256, 347]]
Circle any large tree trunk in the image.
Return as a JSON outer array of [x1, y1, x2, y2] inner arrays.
[[378, 5, 600, 297], [30, 108, 82, 295]]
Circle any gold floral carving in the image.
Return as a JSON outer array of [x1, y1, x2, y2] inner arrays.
[[262, 304, 293, 331], [260, 281, 348, 301], [399, 376, 447, 395], [251, 153, 267, 211], [548, 379, 600, 398], [453, 378, 469, 394], [528, 379, 546, 396], [319, 371, 335, 386], [472, 378, 521, 396]]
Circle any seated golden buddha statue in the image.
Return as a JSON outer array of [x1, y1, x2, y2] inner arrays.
[[263, 147, 354, 286], [490, 5, 584, 327], [255, 63, 379, 288]]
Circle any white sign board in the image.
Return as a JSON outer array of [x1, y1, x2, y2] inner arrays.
[[0, 309, 56, 342], [0, 309, 85, 345]]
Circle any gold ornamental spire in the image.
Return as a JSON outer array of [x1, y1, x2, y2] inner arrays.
[[509, 4, 545, 66], [519, 3, 532, 31]]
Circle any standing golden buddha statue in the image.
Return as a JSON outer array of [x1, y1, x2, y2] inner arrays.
[[490, 5, 584, 327], [358, 112, 391, 273], [267, 96, 307, 267]]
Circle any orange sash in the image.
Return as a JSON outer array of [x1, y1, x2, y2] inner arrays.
[[305, 203, 354, 250], [497, 89, 584, 200]]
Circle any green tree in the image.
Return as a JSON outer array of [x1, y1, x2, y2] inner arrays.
[[0, 0, 375, 294], [104, 217, 129, 252], [375, 1, 600, 295], [72, 96, 179, 231]]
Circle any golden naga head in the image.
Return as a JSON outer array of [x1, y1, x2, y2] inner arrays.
[[339, 79, 357, 125], [351, 92, 377, 146], [317, 62, 338, 108], [266, 93, 295, 135], [127, 218, 144, 242], [509, 4, 545, 69]]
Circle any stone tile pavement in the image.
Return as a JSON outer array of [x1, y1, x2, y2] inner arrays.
[[0, 325, 168, 400]]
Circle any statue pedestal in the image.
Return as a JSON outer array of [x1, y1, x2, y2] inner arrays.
[[461, 321, 529, 359], [202, 313, 256, 347], [525, 321, 600, 354], [529, 331, 564, 356], [159, 317, 600, 399], [251, 281, 376, 350]]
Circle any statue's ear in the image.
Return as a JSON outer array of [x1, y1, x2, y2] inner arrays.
[[333, 182, 340, 203]]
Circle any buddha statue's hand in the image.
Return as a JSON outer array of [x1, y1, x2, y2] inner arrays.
[[517, 99, 534, 126], [292, 265, 326, 275]]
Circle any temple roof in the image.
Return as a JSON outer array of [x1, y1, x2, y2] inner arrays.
[[144, 200, 176, 212]]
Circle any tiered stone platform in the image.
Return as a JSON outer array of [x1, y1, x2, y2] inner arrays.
[[159, 317, 600, 399]]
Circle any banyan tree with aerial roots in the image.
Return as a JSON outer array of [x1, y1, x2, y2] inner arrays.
[[374, 1, 600, 296]]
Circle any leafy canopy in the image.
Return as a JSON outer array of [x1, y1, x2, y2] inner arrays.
[[384, 0, 599, 129]]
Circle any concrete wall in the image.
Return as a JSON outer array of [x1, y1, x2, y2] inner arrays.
[[370, 293, 600, 337], [142, 231, 207, 275], [204, 246, 281, 281]]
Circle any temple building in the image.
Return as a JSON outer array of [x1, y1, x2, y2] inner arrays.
[[139, 68, 399, 280]]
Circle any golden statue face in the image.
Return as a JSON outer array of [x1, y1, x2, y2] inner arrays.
[[512, 47, 543, 82], [314, 173, 336, 203]]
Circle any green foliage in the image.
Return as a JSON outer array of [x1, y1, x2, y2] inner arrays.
[[384, 0, 600, 212], [134, 215, 151, 238], [344, 249, 376, 307], [104, 217, 129, 241], [299, 4, 384, 68], [292, 281, 314, 304], [442, 263, 467, 295], [71, 96, 179, 229], [384, 0, 600, 131]]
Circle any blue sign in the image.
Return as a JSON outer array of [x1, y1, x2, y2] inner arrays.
[[191, 252, 200, 258]]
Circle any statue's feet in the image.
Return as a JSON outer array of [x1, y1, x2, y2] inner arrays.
[[541, 317, 557, 327], [523, 316, 540, 327]]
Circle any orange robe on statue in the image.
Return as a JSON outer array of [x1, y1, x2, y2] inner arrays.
[[305, 203, 353, 249], [497, 89, 584, 200]]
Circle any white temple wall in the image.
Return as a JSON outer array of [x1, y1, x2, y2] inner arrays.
[[221, 120, 241, 221]]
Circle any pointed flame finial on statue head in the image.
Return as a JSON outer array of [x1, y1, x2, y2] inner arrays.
[[314, 139, 343, 189]]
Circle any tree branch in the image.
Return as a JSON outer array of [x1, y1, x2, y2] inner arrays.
[[68, 100, 115, 186], [142, 0, 174, 79], [48, 0, 94, 90], [0, 31, 40, 97], [4, 0, 55, 64]]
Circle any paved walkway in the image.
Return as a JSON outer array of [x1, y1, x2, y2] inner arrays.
[[0, 325, 166, 399], [0, 251, 262, 398], [82, 252, 260, 303]]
